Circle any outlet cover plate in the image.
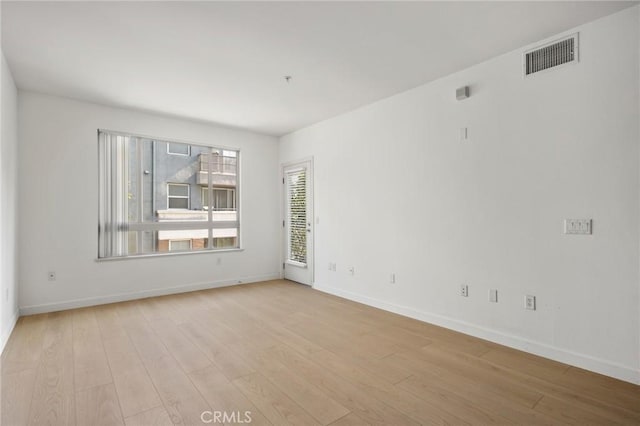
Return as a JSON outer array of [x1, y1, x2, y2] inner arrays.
[[525, 295, 536, 310], [460, 284, 468, 297], [564, 219, 592, 235]]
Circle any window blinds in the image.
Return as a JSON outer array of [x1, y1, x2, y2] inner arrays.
[[98, 131, 130, 258]]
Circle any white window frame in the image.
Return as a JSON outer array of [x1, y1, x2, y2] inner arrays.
[[167, 142, 190, 156], [167, 183, 190, 210], [168, 239, 193, 251], [98, 129, 241, 259]]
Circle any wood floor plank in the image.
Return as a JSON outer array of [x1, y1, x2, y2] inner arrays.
[[328, 332, 402, 359], [419, 341, 640, 425], [178, 321, 256, 381], [143, 354, 202, 406], [163, 394, 212, 426], [328, 412, 370, 426], [95, 304, 129, 341], [284, 317, 353, 350], [102, 335, 146, 377], [481, 347, 571, 382], [1, 368, 37, 426], [125, 321, 170, 366], [372, 323, 433, 350], [240, 347, 350, 425], [148, 318, 211, 374], [75, 383, 124, 426], [72, 308, 113, 391], [416, 344, 545, 406], [124, 406, 174, 426], [394, 347, 544, 408], [350, 352, 414, 384], [217, 294, 325, 355], [73, 349, 113, 392], [563, 366, 640, 395], [405, 369, 559, 425], [27, 312, 76, 426], [1, 314, 48, 375], [188, 365, 272, 426], [232, 372, 321, 426], [308, 348, 468, 426], [553, 367, 640, 414], [534, 395, 621, 425], [261, 322, 325, 355], [266, 344, 421, 426], [112, 368, 162, 418], [398, 374, 513, 424]]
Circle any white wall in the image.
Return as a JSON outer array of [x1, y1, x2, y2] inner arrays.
[[280, 6, 640, 384], [1, 52, 19, 352], [18, 92, 281, 314]]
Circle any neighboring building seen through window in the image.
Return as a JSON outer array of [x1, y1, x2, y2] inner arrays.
[[98, 131, 239, 258], [168, 239, 192, 251]]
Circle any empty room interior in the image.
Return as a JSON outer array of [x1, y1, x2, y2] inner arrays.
[[1, 1, 640, 425]]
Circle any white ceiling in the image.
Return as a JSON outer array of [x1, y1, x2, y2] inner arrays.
[[2, 1, 636, 136]]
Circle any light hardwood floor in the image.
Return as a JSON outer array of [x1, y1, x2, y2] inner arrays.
[[2, 280, 639, 425]]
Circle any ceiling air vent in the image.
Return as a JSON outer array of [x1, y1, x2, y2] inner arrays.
[[524, 33, 578, 76]]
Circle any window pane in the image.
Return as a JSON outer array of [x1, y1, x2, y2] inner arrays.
[[202, 188, 208, 207], [159, 229, 209, 252], [168, 198, 189, 209], [167, 143, 190, 155], [213, 237, 237, 248], [169, 240, 191, 251], [127, 231, 138, 255], [155, 144, 207, 218], [215, 189, 233, 210], [212, 228, 239, 248], [168, 184, 189, 197]]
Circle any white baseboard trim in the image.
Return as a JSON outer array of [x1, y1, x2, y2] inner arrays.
[[19, 273, 281, 316], [313, 282, 640, 385], [1, 309, 19, 355]]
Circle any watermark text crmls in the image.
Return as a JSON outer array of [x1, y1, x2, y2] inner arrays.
[[201, 410, 252, 424]]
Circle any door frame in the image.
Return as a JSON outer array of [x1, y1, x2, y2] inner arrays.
[[281, 157, 314, 286]]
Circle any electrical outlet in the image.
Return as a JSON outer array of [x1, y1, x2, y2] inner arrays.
[[348, 266, 355, 276], [48, 271, 56, 281], [489, 289, 498, 303], [460, 284, 468, 297], [564, 219, 592, 235], [525, 295, 536, 310], [390, 273, 396, 284]]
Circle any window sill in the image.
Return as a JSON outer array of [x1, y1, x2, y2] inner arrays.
[[95, 247, 244, 262]]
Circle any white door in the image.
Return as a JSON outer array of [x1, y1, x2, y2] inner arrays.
[[283, 160, 313, 285]]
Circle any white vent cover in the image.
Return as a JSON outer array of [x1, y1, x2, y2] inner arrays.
[[524, 34, 578, 76]]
